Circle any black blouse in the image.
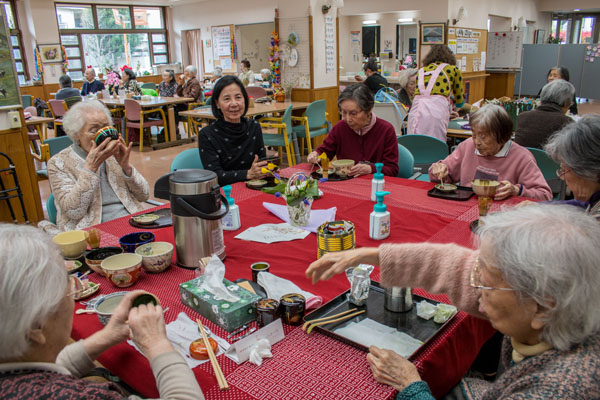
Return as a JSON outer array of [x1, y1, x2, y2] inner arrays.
[[198, 118, 266, 185]]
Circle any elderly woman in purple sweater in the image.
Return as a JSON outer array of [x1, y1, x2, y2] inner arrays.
[[429, 104, 552, 201], [307, 204, 600, 399]]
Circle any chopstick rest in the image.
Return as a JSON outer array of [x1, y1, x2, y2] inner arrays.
[[303, 309, 366, 334], [197, 319, 229, 391]]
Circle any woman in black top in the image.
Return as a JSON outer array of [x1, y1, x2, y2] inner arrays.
[[198, 75, 268, 185], [537, 66, 578, 115]]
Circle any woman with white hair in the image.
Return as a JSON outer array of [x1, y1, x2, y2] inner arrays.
[[429, 104, 552, 201], [307, 203, 600, 399], [396, 68, 417, 108], [260, 68, 272, 86], [176, 65, 202, 102], [514, 79, 575, 149], [0, 224, 203, 399], [46, 100, 149, 231]]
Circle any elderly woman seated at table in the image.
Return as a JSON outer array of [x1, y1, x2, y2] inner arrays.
[[0, 224, 203, 399], [307, 84, 399, 177], [198, 75, 268, 185], [544, 114, 600, 219], [306, 203, 600, 399], [158, 70, 178, 97], [514, 79, 574, 149], [120, 68, 142, 96], [46, 100, 149, 231], [429, 104, 552, 201]]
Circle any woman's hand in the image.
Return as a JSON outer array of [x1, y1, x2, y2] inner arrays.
[[177, 74, 185, 85], [367, 346, 422, 392], [354, 75, 364, 82], [495, 180, 519, 200], [430, 162, 449, 182], [113, 136, 133, 176], [128, 303, 174, 362], [514, 200, 535, 208], [84, 137, 120, 173], [307, 151, 320, 164], [246, 155, 268, 180], [349, 163, 372, 177], [305, 247, 379, 284]]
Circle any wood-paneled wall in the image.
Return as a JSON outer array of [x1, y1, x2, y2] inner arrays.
[[485, 72, 516, 100], [462, 72, 489, 104], [292, 86, 340, 148]]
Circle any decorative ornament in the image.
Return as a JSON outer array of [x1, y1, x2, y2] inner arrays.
[[60, 45, 69, 74]]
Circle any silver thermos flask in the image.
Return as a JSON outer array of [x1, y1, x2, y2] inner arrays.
[[154, 169, 229, 268], [384, 287, 413, 312]]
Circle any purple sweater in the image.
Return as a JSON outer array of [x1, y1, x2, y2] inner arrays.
[[428, 139, 552, 201], [315, 118, 399, 177]]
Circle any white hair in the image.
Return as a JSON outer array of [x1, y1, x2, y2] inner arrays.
[[213, 67, 223, 77], [260, 68, 271, 76], [477, 204, 600, 351], [63, 100, 113, 143], [0, 224, 68, 361], [398, 68, 417, 89], [540, 79, 575, 108], [185, 65, 198, 76]]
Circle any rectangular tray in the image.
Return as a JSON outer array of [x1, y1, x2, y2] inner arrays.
[[303, 281, 456, 360], [427, 185, 474, 201]]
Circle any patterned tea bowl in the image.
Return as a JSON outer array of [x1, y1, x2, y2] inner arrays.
[[135, 242, 173, 273], [101, 253, 143, 288], [119, 232, 155, 253]]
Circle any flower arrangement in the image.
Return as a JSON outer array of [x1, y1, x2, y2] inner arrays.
[[261, 168, 325, 207]]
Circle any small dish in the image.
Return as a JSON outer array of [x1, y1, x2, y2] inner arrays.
[[131, 214, 160, 225], [316, 168, 335, 176], [247, 179, 268, 188], [434, 183, 458, 193], [74, 281, 100, 301], [94, 292, 128, 325]]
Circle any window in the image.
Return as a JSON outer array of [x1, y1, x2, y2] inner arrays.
[[56, 3, 168, 79], [579, 17, 594, 44], [362, 25, 381, 58], [552, 13, 599, 44], [4, 1, 28, 84]]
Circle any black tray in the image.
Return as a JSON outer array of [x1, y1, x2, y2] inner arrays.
[[427, 185, 474, 201], [303, 281, 455, 359], [129, 208, 172, 229], [310, 170, 352, 181]]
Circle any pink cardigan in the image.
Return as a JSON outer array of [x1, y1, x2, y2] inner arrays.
[[428, 139, 552, 201]]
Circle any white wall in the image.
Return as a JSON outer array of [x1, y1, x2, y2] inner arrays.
[[309, 0, 338, 88], [340, 0, 448, 21]]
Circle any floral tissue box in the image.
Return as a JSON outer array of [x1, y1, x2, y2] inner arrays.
[[179, 277, 261, 332]]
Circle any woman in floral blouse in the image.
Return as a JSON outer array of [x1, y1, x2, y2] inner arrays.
[[158, 70, 178, 97]]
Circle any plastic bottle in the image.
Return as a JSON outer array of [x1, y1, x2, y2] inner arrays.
[[370, 191, 390, 240], [221, 185, 241, 231], [371, 162, 385, 202]]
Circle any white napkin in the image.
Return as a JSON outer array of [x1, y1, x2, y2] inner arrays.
[[248, 338, 273, 366], [257, 271, 322, 310], [234, 223, 310, 244], [199, 254, 239, 302], [127, 312, 230, 368], [262, 202, 337, 233]]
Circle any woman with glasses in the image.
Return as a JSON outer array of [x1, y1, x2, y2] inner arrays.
[[0, 224, 203, 399], [544, 114, 600, 220], [307, 84, 399, 177], [306, 203, 600, 399]]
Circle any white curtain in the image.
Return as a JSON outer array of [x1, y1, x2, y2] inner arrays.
[[185, 30, 203, 77]]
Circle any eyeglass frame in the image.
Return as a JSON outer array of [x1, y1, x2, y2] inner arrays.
[[65, 275, 87, 298], [556, 166, 570, 179], [470, 257, 516, 292]]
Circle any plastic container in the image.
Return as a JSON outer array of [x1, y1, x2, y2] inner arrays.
[[371, 162, 385, 202], [221, 185, 241, 231], [369, 191, 390, 240]]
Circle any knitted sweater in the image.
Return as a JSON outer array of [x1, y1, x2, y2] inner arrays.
[[315, 117, 399, 177], [428, 138, 552, 201], [379, 243, 600, 400]]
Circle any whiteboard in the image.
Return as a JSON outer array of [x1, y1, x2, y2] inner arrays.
[[486, 31, 523, 70]]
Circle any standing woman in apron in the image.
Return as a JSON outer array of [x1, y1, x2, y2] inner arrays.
[[407, 44, 465, 142]]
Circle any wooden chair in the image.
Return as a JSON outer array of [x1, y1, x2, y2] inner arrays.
[[47, 99, 68, 133], [124, 99, 168, 152], [259, 104, 295, 166], [185, 96, 209, 138], [291, 100, 329, 156]]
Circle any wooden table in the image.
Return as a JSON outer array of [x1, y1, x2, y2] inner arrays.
[[100, 96, 194, 149], [447, 118, 472, 145], [25, 116, 54, 142]]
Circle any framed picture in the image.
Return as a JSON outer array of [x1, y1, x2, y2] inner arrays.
[[39, 44, 63, 63], [535, 29, 545, 44], [421, 23, 446, 45]]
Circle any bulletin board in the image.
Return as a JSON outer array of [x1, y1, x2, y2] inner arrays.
[[447, 27, 488, 74], [211, 24, 236, 73]]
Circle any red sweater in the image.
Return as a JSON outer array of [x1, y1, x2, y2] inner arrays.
[[315, 118, 399, 177]]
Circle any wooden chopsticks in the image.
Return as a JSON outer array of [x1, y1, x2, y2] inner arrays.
[[196, 319, 229, 391], [302, 309, 366, 334]]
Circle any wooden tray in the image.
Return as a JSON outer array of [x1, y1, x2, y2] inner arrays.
[[427, 185, 474, 201], [303, 281, 455, 359], [129, 208, 172, 229]]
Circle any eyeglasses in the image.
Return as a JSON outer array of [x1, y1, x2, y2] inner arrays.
[[470, 257, 515, 291], [65, 276, 86, 298], [556, 167, 570, 179]]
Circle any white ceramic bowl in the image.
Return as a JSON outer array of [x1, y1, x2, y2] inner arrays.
[[135, 242, 173, 273], [101, 253, 143, 287], [53, 230, 88, 258]]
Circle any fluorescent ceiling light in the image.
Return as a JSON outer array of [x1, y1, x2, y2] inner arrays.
[[363, 20, 378, 25], [398, 18, 414, 23], [574, 8, 581, 11]]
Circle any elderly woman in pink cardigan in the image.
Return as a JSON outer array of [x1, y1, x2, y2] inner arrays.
[[429, 104, 552, 201], [306, 204, 600, 399]]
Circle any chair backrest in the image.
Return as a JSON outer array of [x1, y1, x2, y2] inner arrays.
[[304, 100, 328, 129], [47, 193, 57, 224], [246, 86, 268, 99], [170, 148, 204, 171], [22, 95, 32, 108], [24, 106, 37, 117], [397, 144, 415, 179], [205, 96, 212, 106], [48, 100, 67, 118], [64, 96, 82, 109], [124, 99, 142, 121], [397, 134, 449, 164], [526, 147, 559, 182], [141, 82, 157, 90], [281, 104, 294, 139], [45, 136, 73, 157]]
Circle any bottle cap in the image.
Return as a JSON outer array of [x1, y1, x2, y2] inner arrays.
[[374, 162, 384, 180], [374, 191, 390, 212], [222, 185, 235, 206]]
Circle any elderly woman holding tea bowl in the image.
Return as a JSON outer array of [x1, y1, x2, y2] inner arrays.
[[428, 104, 552, 201], [306, 204, 600, 399], [307, 84, 399, 177], [0, 224, 204, 399], [44, 100, 149, 232]]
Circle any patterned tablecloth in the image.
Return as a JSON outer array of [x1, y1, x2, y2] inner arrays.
[[72, 165, 514, 399]]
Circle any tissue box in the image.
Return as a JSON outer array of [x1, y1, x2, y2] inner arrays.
[[179, 277, 261, 332]]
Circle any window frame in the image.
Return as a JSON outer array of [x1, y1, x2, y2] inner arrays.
[[55, 3, 169, 78], [4, 0, 29, 83]]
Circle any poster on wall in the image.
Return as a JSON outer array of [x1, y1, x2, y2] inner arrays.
[[0, 7, 21, 107], [351, 30, 361, 62], [325, 15, 335, 73], [212, 25, 232, 61]]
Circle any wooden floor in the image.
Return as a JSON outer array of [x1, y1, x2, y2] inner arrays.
[[36, 99, 600, 219]]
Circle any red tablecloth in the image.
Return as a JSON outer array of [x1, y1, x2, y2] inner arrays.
[[72, 165, 510, 399]]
